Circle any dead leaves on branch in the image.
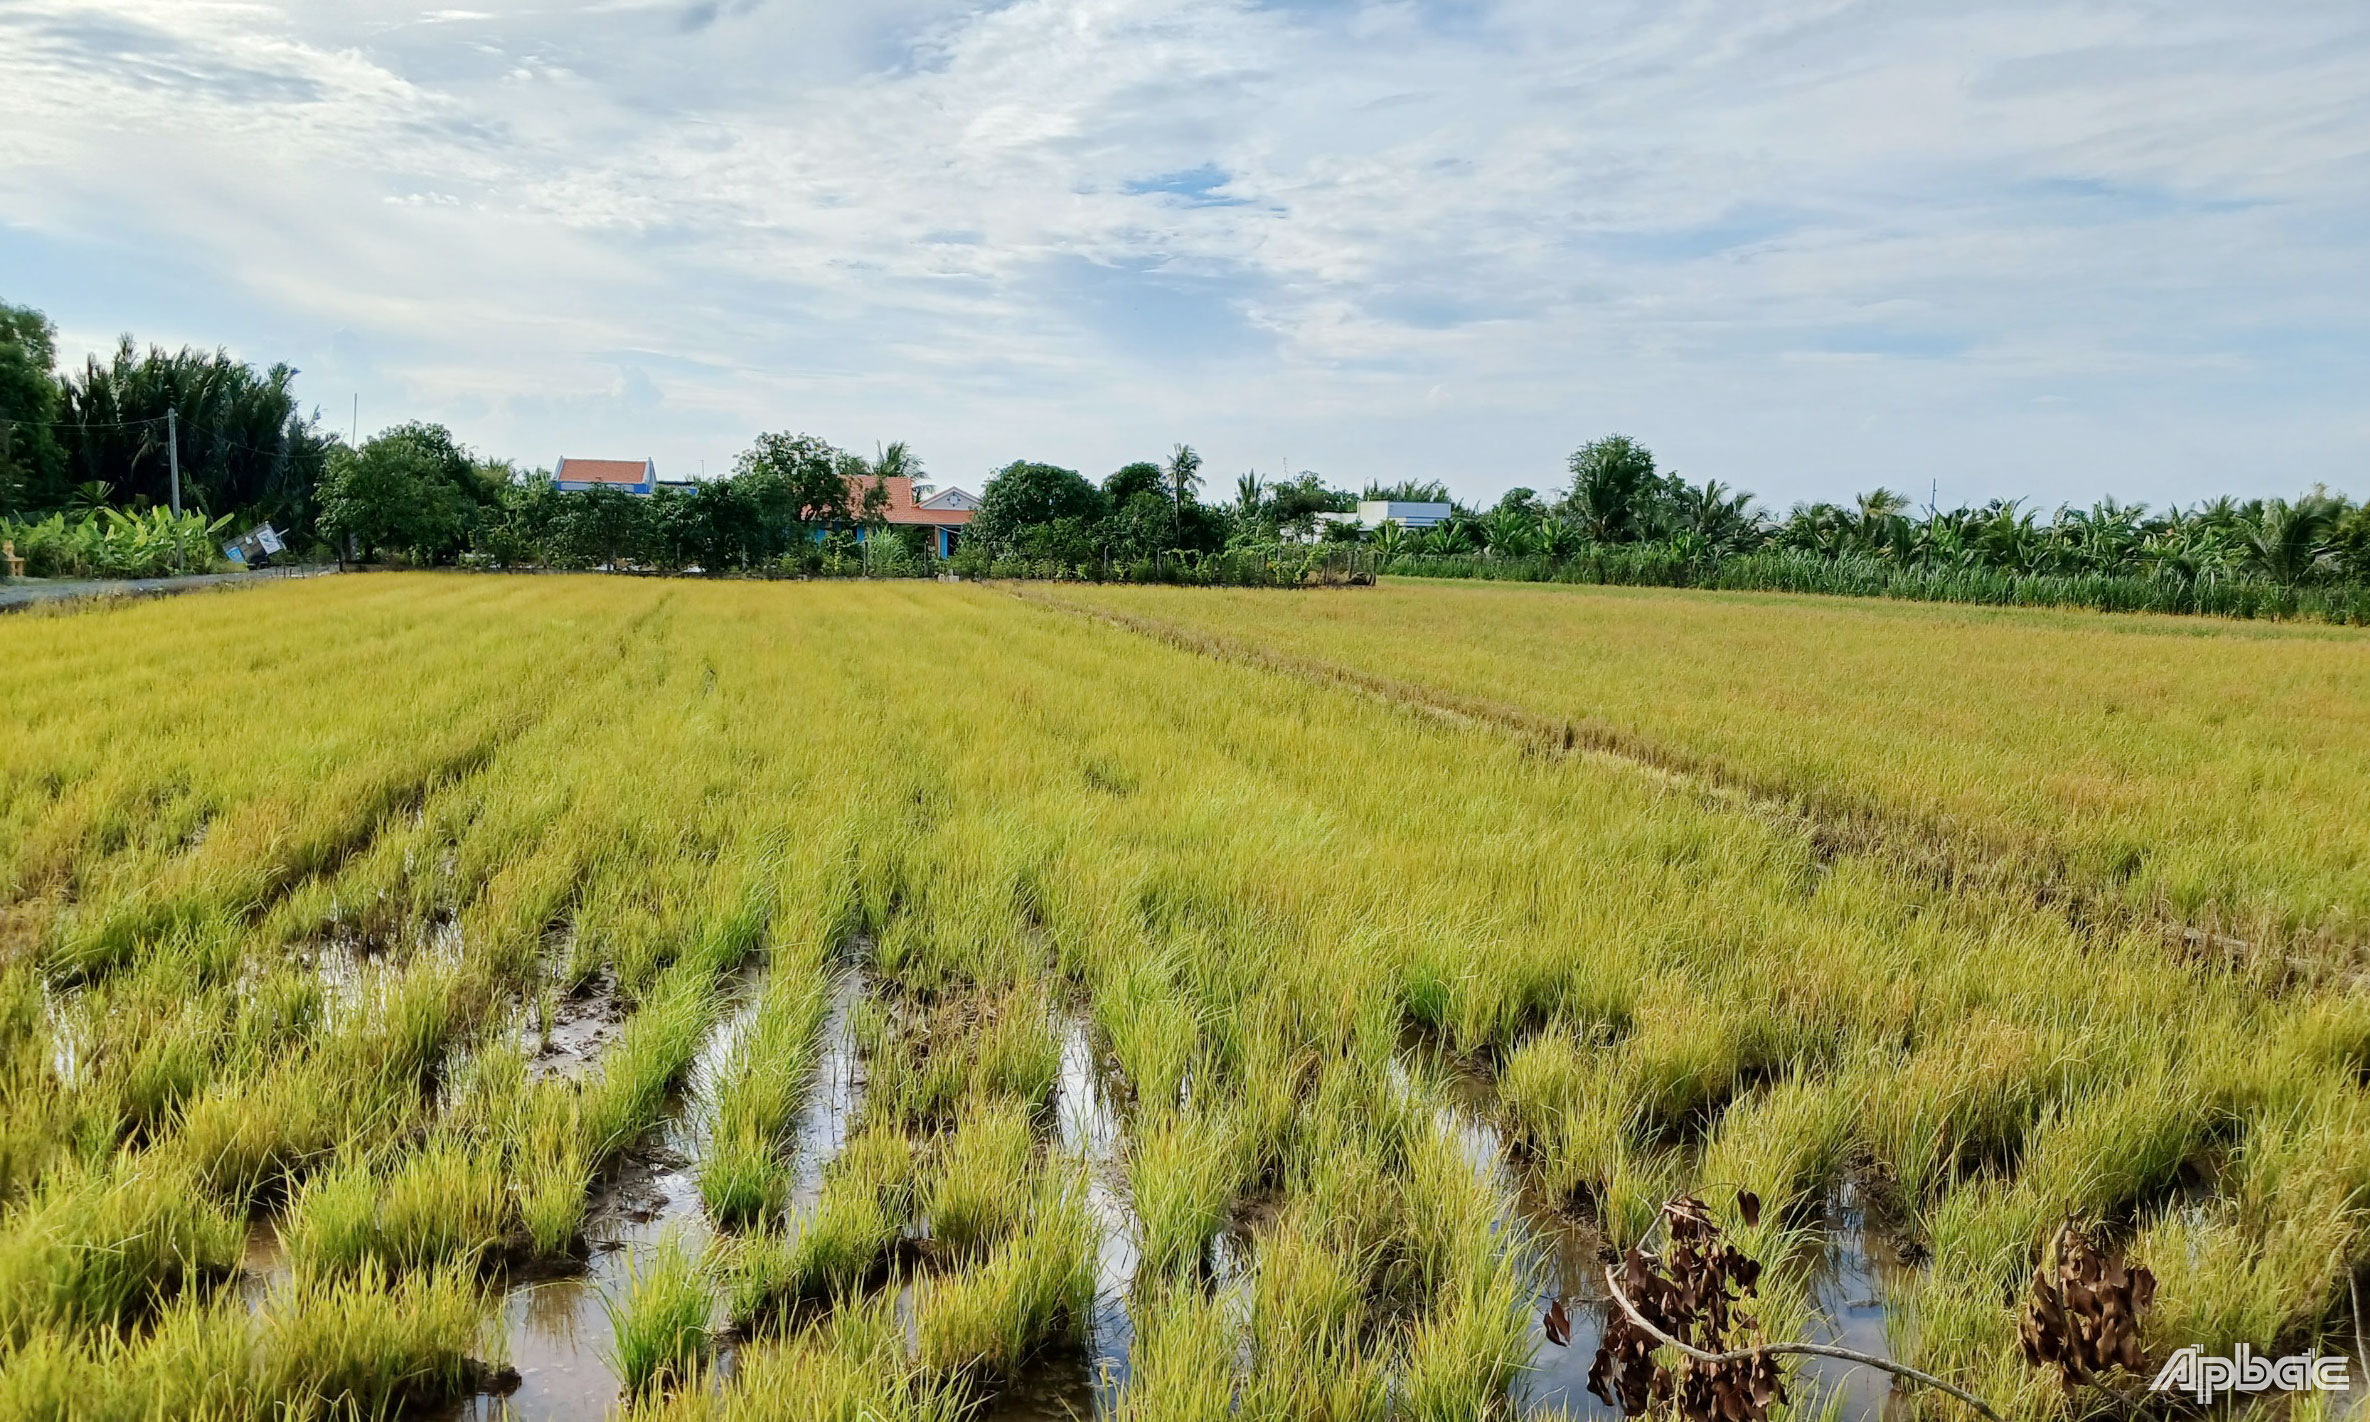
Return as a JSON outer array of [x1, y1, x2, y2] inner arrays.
[[2018, 1218, 2156, 1386], [1584, 1193, 1786, 1422]]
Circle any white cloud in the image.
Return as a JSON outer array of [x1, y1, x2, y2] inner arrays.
[[2, 0, 2367, 506]]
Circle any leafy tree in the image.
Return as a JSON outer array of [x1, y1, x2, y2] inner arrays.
[[317, 425, 479, 563], [974, 461, 1106, 549], [0, 300, 66, 515], [1165, 444, 1203, 548], [677, 479, 771, 571], [871, 440, 920, 483], [1536, 516, 1584, 562], [1560, 435, 1658, 542], [1491, 487, 1547, 521], [1234, 471, 1266, 513], [546, 483, 651, 569], [1105, 461, 1165, 507], [1479, 506, 1538, 557], [1164, 443, 1203, 505], [1266, 472, 1352, 540], [1109, 489, 1178, 559], [2331, 501, 2370, 583], [735, 431, 855, 529]]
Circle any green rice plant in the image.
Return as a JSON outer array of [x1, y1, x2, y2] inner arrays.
[[701, 954, 831, 1228], [969, 989, 1061, 1107], [0, 1289, 258, 1422], [1614, 993, 1761, 1139], [514, 1087, 590, 1257], [0, 1151, 241, 1341], [1860, 1013, 2075, 1203], [1699, 1075, 1853, 1222], [371, 1137, 510, 1270], [1396, 1185, 1531, 1421], [281, 1137, 509, 1274], [16, 571, 2370, 1414], [1242, 1208, 1389, 1421], [913, 1170, 1094, 1380], [719, 1125, 912, 1322], [1397, 1110, 1507, 1304], [923, 1097, 1038, 1256], [1596, 1144, 1688, 1252], [1115, 1282, 1238, 1422], [2136, 1078, 2368, 1353], [1128, 1099, 1248, 1285], [608, 1234, 713, 1397], [622, 1292, 968, 1422], [1096, 954, 1198, 1112], [1047, 578, 2370, 948], [853, 997, 966, 1130], [577, 964, 719, 1164], [257, 1259, 492, 1414]]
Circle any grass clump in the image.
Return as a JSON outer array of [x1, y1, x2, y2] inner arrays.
[[923, 1098, 1038, 1256], [0, 1152, 241, 1341], [700, 955, 831, 1229], [913, 1170, 1094, 1380], [609, 1234, 713, 1398], [257, 1260, 493, 1414], [719, 1125, 913, 1323], [282, 1137, 509, 1274]]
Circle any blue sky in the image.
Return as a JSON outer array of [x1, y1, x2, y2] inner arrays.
[[3, 0, 2367, 511]]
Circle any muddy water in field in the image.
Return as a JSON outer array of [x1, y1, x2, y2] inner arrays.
[[428, 962, 820, 1420], [787, 970, 867, 1210], [977, 1010, 1134, 1421], [1412, 1051, 1919, 1421]]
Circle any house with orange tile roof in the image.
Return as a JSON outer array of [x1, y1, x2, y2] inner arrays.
[[555, 457, 657, 495], [846, 475, 975, 557]]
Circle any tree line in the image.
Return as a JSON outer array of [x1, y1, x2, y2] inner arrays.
[[4, 295, 2364, 606], [1370, 435, 2370, 609]]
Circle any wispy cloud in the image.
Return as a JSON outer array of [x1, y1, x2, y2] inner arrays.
[[3, 0, 2366, 505]]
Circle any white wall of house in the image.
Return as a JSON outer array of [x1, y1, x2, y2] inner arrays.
[[1356, 500, 1451, 529]]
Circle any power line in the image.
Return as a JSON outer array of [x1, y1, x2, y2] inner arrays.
[[0, 413, 173, 432]]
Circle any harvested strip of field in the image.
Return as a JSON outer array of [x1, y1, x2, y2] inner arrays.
[[1, 573, 2363, 1422], [1035, 578, 2370, 952]]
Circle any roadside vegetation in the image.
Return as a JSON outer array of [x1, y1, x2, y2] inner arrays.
[[2, 573, 2364, 1421]]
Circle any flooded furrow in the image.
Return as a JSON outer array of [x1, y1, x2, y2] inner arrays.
[[1409, 1050, 1919, 1422], [981, 1007, 1136, 1421], [786, 968, 867, 1213], [461, 968, 764, 1420], [223, 956, 801, 1421]]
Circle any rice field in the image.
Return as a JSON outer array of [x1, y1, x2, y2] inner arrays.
[[1042, 578, 2370, 953], [1, 573, 2364, 1422]]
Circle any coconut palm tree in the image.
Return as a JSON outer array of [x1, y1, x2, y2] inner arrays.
[[1165, 443, 1203, 547], [2243, 497, 2337, 583]]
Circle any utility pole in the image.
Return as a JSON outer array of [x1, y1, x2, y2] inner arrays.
[[352, 394, 359, 447], [166, 408, 184, 573], [166, 408, 182, 516]]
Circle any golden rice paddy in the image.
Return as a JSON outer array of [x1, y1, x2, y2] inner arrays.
[[0, 573, 2362, 1422]]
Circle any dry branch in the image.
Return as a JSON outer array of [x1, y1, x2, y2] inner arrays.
[[1600, 1263, 2007, 1422]]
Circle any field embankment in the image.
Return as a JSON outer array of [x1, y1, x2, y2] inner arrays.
[[1039, 577, 2370, 956], [0, 573, 2363, 1421]]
